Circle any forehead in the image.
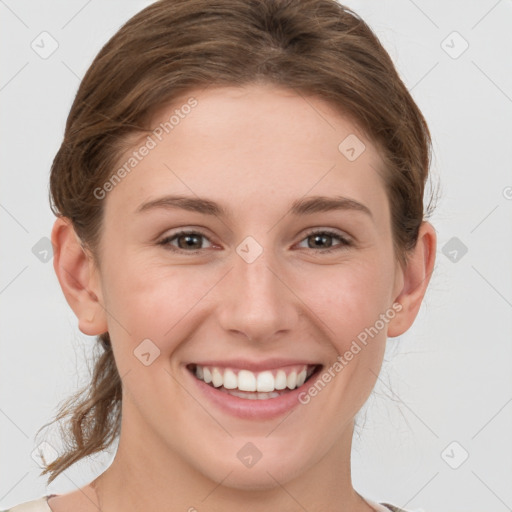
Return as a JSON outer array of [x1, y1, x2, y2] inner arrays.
[[104, 83, 389, 223]]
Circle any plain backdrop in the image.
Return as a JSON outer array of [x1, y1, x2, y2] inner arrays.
[[1, 1, 511, 511]]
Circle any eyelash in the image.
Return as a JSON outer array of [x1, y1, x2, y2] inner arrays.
[[157, 228, 353, 254]]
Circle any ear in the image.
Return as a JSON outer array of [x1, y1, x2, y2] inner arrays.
[[51, 216, 108, 336], [387, 221, 437, 337]]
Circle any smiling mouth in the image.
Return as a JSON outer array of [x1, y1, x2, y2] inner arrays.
[[186, 363, 322, 400]]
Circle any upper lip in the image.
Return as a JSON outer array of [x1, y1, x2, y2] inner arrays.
[[186, 358, 322, 372]]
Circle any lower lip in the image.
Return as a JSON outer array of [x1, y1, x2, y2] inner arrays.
[[186, 366, 321, 420]]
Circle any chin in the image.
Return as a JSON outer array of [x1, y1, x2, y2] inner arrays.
[[222, 467, 300, 492], [199, 451, 309, 492]]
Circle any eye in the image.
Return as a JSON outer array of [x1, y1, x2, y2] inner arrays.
[[158, 230, 213, 253], [158, 228, 353, 254], [296, 229, 353, 253]]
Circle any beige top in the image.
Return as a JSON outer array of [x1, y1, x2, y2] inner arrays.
[[1, 494, 413, 511]]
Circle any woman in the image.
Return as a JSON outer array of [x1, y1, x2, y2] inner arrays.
[[3, 0, 436, 510]]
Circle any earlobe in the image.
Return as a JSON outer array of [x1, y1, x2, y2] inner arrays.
[[387, 221, 437, 338], [51, 217, 108, 336]]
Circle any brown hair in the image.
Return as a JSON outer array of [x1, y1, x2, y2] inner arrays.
[[38, 0, 436, 484]]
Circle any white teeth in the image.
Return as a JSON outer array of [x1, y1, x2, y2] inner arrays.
[[192, 364, 314, 393], [275, 370, 287, 390], [256, 371, 275, 392], [203, 367, 212, 384], [222, 389, 280, 400], [238, 370, 256, 392], [211, 368, 223, 388], [296, 368, 307, 387], [286, 371, 297, 390], [223, 369, 237, 389]]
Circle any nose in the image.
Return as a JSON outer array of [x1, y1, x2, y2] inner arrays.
[[216, 243, 300, 344]]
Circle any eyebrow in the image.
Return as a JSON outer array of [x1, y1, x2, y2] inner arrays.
[[135, 194, 373, 219]]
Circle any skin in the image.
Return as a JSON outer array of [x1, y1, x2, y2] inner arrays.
[[50, 83, 436, 512]]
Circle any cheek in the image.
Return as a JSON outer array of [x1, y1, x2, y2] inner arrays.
[[101, 237, 396, 365], [100, 255, 211, 355], [305, 258, 395, 345], [100, 262, 208, 410], [297, 261, 393, 414]]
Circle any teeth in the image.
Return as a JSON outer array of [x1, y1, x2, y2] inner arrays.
[[296, 368, 307, 387], [275, 370, 287, 390], [256, 371, 274, 392], [223, 369, 237, 389], [220, 389, 281, 400], [238, 370, 256, 392], [193, 364, 315, 393], [287, 371, 297, 390], [211, 368, 223, 388], [203, 367, 212, 384]]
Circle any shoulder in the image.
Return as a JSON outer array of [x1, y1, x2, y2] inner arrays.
[[362, 495, 420, 512], [0, 496, 52, 512], [379, 504, 415, 512]]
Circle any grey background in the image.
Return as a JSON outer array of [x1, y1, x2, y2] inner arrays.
[[1, 1, 511, 511]]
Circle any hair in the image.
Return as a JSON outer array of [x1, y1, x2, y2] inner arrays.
[[38, 0, 437, 484]]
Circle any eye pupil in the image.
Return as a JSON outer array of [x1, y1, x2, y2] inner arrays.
[[179, 234, 201, 249], [310, 234, 332, 249]]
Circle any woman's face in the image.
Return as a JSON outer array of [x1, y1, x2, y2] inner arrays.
[[91, 83, 405, 488]]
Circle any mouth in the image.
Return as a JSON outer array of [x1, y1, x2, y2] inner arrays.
[[186, 363, 322, 400]]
